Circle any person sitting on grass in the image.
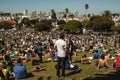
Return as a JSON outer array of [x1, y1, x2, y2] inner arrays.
[[13, 58, 27, 79], [81, 54, 91, 64], [65, 57, 78, 70], [7, 61, 15, 79], [96, 53, 109, 70], [20, 50, 27, 63], [49, 46, 55, 62], [76, 54, 91, 64], [113, 53, 120, 69], [92, 50, 99, 59], [55, 55, 78, 71], [9, 51, 16, 61], [0, 63, 10, 80]]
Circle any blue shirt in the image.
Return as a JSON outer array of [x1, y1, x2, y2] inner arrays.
[[14, 63, 27, 79]]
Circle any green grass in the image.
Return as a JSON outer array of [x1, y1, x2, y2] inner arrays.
[[21, 52, 118, 80]]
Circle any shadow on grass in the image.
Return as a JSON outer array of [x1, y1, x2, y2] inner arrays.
[[10, 72, 34, 80], [38, 76, 43, 80], [66, 69, 82, 77], [37, 76, 51, 80], [83, 70, 120, 80], [43, 60, 52, 63], [46, 76, 51, 80], [27, 72, 34, 78]]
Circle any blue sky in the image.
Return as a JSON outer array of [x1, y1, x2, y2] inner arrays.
[[0, 0, 120, 15]]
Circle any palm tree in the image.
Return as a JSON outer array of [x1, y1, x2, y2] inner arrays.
[[84, 3, 89, 17], [51, 9, 57, 27], [51, 9, 57, 21], [65, 8, 69, 14], [65, 8, 69, 21]]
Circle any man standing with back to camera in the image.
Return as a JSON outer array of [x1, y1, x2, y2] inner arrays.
[[54, 33, 67, 78]]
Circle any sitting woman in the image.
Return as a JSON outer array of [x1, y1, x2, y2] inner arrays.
[[96, 53, 109, 69]]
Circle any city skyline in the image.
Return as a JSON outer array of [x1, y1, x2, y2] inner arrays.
[[0, 0, 120, 15]]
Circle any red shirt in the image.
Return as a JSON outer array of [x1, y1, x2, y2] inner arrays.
[[115, 55, 120, 68]]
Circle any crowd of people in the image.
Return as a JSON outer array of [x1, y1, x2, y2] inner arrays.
[[0, 29, 120, 79]]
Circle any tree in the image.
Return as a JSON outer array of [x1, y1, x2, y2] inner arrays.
[[51, 9, 57, 27], [51, 9, 57, 21], [88, 15, 114, 32], [34, 20, 53, 32], [81, 20, 89, 28], [65, 8, 69, 14], [29, 19, 39, 25], [102, 10, 112, 19], [64, 20, 82, 33], [65, 8, 69, 21], [0, 21, 13, 30], [21, 17, 30, 27], [111, 26, 120, 34], [57, 20, 66, 25], [57, 20, 66, 30], [84, 4, 89, 17], [69, 14, 74, 20], [14, 16, 20, 30]]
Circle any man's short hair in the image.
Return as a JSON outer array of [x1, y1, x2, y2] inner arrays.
[[17, 58, 22, 63], [60, 33, 65, 39]]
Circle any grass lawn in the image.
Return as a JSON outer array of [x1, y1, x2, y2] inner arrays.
[[22, 52, 120, 80]]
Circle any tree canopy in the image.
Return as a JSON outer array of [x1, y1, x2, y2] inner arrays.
[[64, 20, 82, 33], [21, 17, 30, 27], [0, 21, 13, 30], [51, 9, 57, 21], [88, 15, 114, 32], [34, 20, 53, 32]]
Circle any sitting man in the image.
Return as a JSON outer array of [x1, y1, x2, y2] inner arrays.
[[13, 58, 27, 79]]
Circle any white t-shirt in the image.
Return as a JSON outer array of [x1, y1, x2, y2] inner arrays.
[[55, 39, 66, 57]]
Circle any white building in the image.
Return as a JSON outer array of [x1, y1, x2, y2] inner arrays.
[[112, 14, 120, 26], [0, 13, 11, 21], [23, 9, 28, 16]]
